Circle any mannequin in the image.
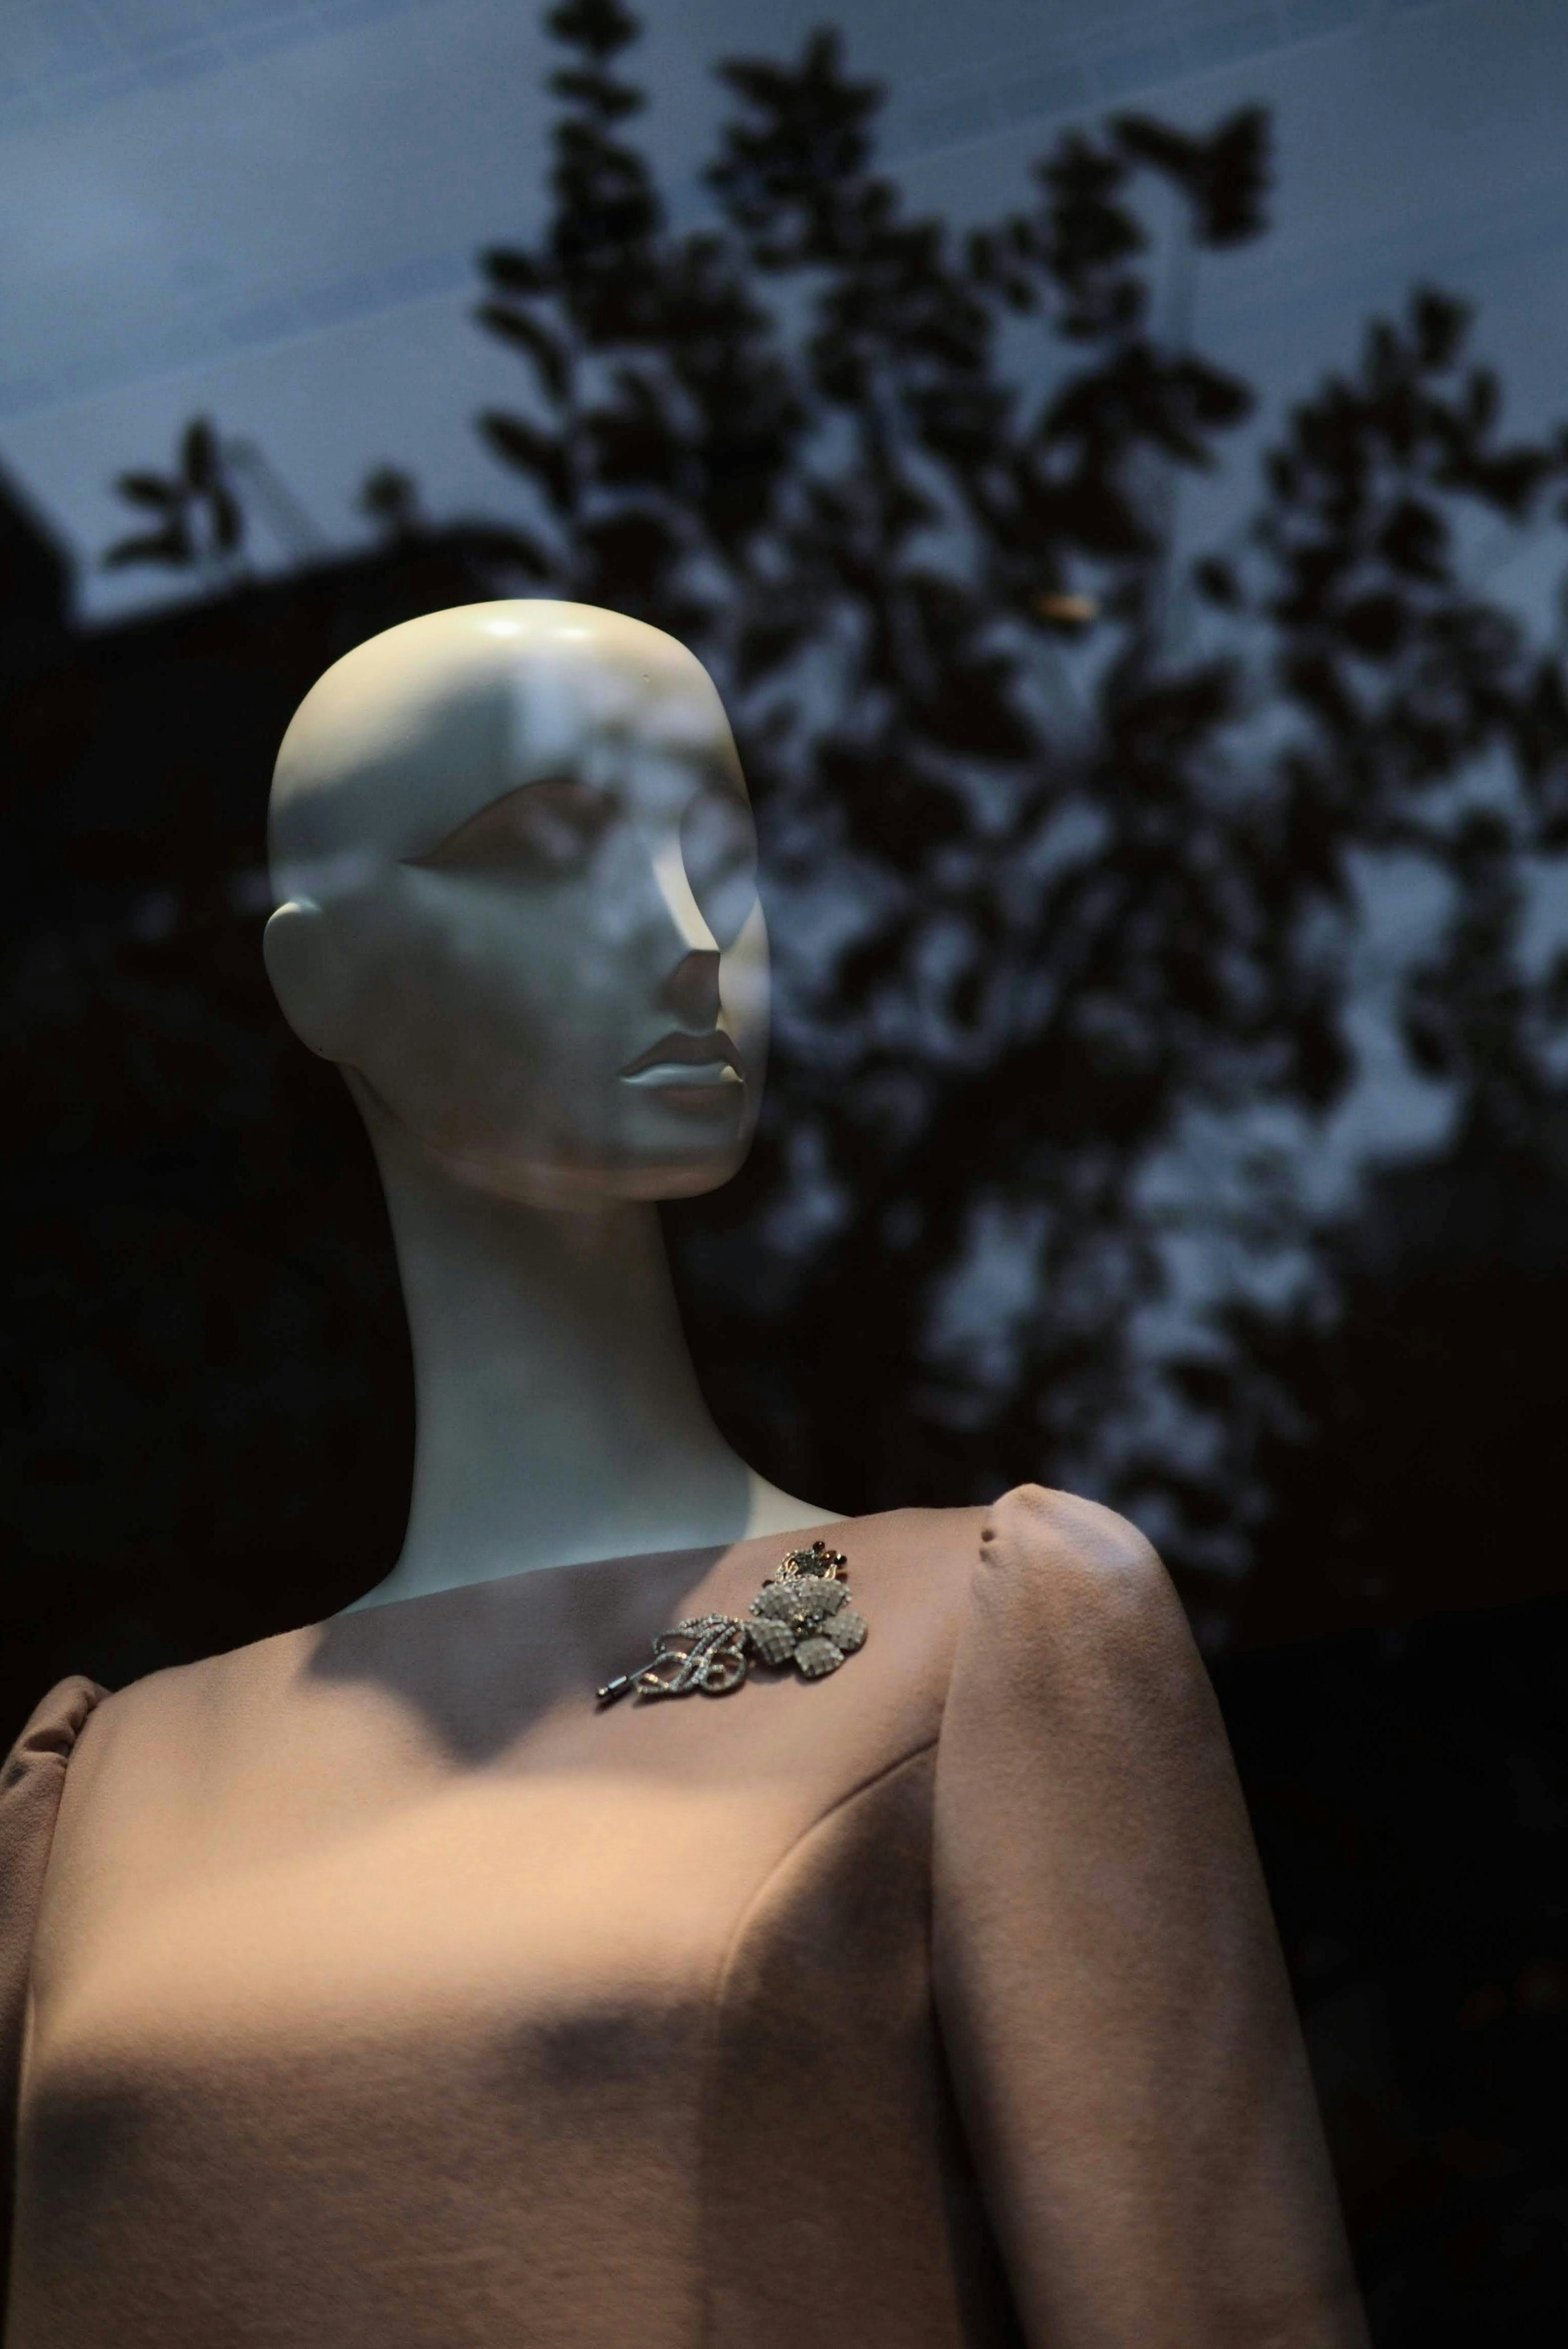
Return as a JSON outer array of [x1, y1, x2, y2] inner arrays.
[[0, 603, 1369, 2349], [261, 599, 838, 1605]]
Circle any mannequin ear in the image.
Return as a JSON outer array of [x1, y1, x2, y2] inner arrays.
[[263, 899, 354, 1062]]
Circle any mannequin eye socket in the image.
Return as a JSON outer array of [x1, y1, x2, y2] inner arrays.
[[681, 789, 757, 949], [409, 779, 615, 876]]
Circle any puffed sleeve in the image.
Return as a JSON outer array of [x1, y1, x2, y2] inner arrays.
[[932, 1486, 1367, 2348], [0, 1678, 106, 2295]]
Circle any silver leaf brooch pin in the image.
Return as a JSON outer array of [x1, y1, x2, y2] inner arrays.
[[595, 1540, 866, 1706]]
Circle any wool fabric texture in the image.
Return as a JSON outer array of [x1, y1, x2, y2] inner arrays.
[[0, 1487, 1366, 2347]]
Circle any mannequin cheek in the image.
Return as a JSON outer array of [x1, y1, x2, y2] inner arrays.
[[719, 899, 770, 1089], [350, 945, 624, 1173], [350, 970, 559, 1153]]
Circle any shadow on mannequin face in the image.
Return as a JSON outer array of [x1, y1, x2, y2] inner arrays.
[[263, 602, 770, 1209]]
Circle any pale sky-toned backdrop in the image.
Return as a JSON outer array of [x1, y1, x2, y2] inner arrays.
[[1, 0, 1566, 622]]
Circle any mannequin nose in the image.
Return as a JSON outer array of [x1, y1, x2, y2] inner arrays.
[[663, 949, 721, 1028]]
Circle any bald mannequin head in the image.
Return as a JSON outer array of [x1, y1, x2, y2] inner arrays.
[[269, 601, 743, 900], [263, 601, 767, 1206]]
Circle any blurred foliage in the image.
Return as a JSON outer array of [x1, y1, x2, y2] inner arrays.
[[357, 463, 425, 545], [464, 2, 1568, 1628], [13, 0, 1568, 1646], [103, 417, 245, 577]]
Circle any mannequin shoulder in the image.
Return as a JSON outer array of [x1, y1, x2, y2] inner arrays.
[[2, 1674, 107, 1797], [845, 1485, 1178, 1666], [40, 1623, 313, 1798], [860, 1484, 1166, 1599], [0, 1678, 109, 1930], [978, 1481, 1168, 1594], [922, 1489, 1216, 1794], [964, 1482, 1188, 1665]]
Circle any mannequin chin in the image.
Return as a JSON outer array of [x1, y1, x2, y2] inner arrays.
[[264, 600, 837, 1605]]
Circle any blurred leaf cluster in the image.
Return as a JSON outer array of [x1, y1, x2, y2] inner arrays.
[[105, 419, 245, 576], [46, 2, 1568, 1634], [450, 1, 1568, 1615]]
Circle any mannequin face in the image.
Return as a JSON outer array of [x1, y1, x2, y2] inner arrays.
[[264, 604, 767, 1207]]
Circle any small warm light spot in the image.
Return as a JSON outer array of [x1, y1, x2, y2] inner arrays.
[[480, 617, 523, 636], [1035, 592, 1099, 626], [1516, 1957, 1568, 2015]]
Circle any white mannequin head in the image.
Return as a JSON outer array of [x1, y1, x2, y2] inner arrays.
[[263, 601, 767, 1207]]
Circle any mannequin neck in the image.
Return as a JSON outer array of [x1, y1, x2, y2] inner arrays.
[[346, 1095, 835, 1611]]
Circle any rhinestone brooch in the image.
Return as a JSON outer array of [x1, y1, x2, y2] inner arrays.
[[595, 1540, 867, 1706]]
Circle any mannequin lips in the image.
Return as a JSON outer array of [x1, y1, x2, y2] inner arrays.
[[619, 1032, 745, 1093]]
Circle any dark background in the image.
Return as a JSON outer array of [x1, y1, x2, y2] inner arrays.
[[4, 3, 1568, 2336]]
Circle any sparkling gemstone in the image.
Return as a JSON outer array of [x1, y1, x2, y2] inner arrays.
[[746, 1617, 794, 1667]]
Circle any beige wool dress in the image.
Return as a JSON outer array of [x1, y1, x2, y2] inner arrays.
[[0, 1485, 1365, 2348]]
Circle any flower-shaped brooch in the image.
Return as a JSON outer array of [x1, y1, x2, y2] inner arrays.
[[595, 1540, 867, 1706]]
